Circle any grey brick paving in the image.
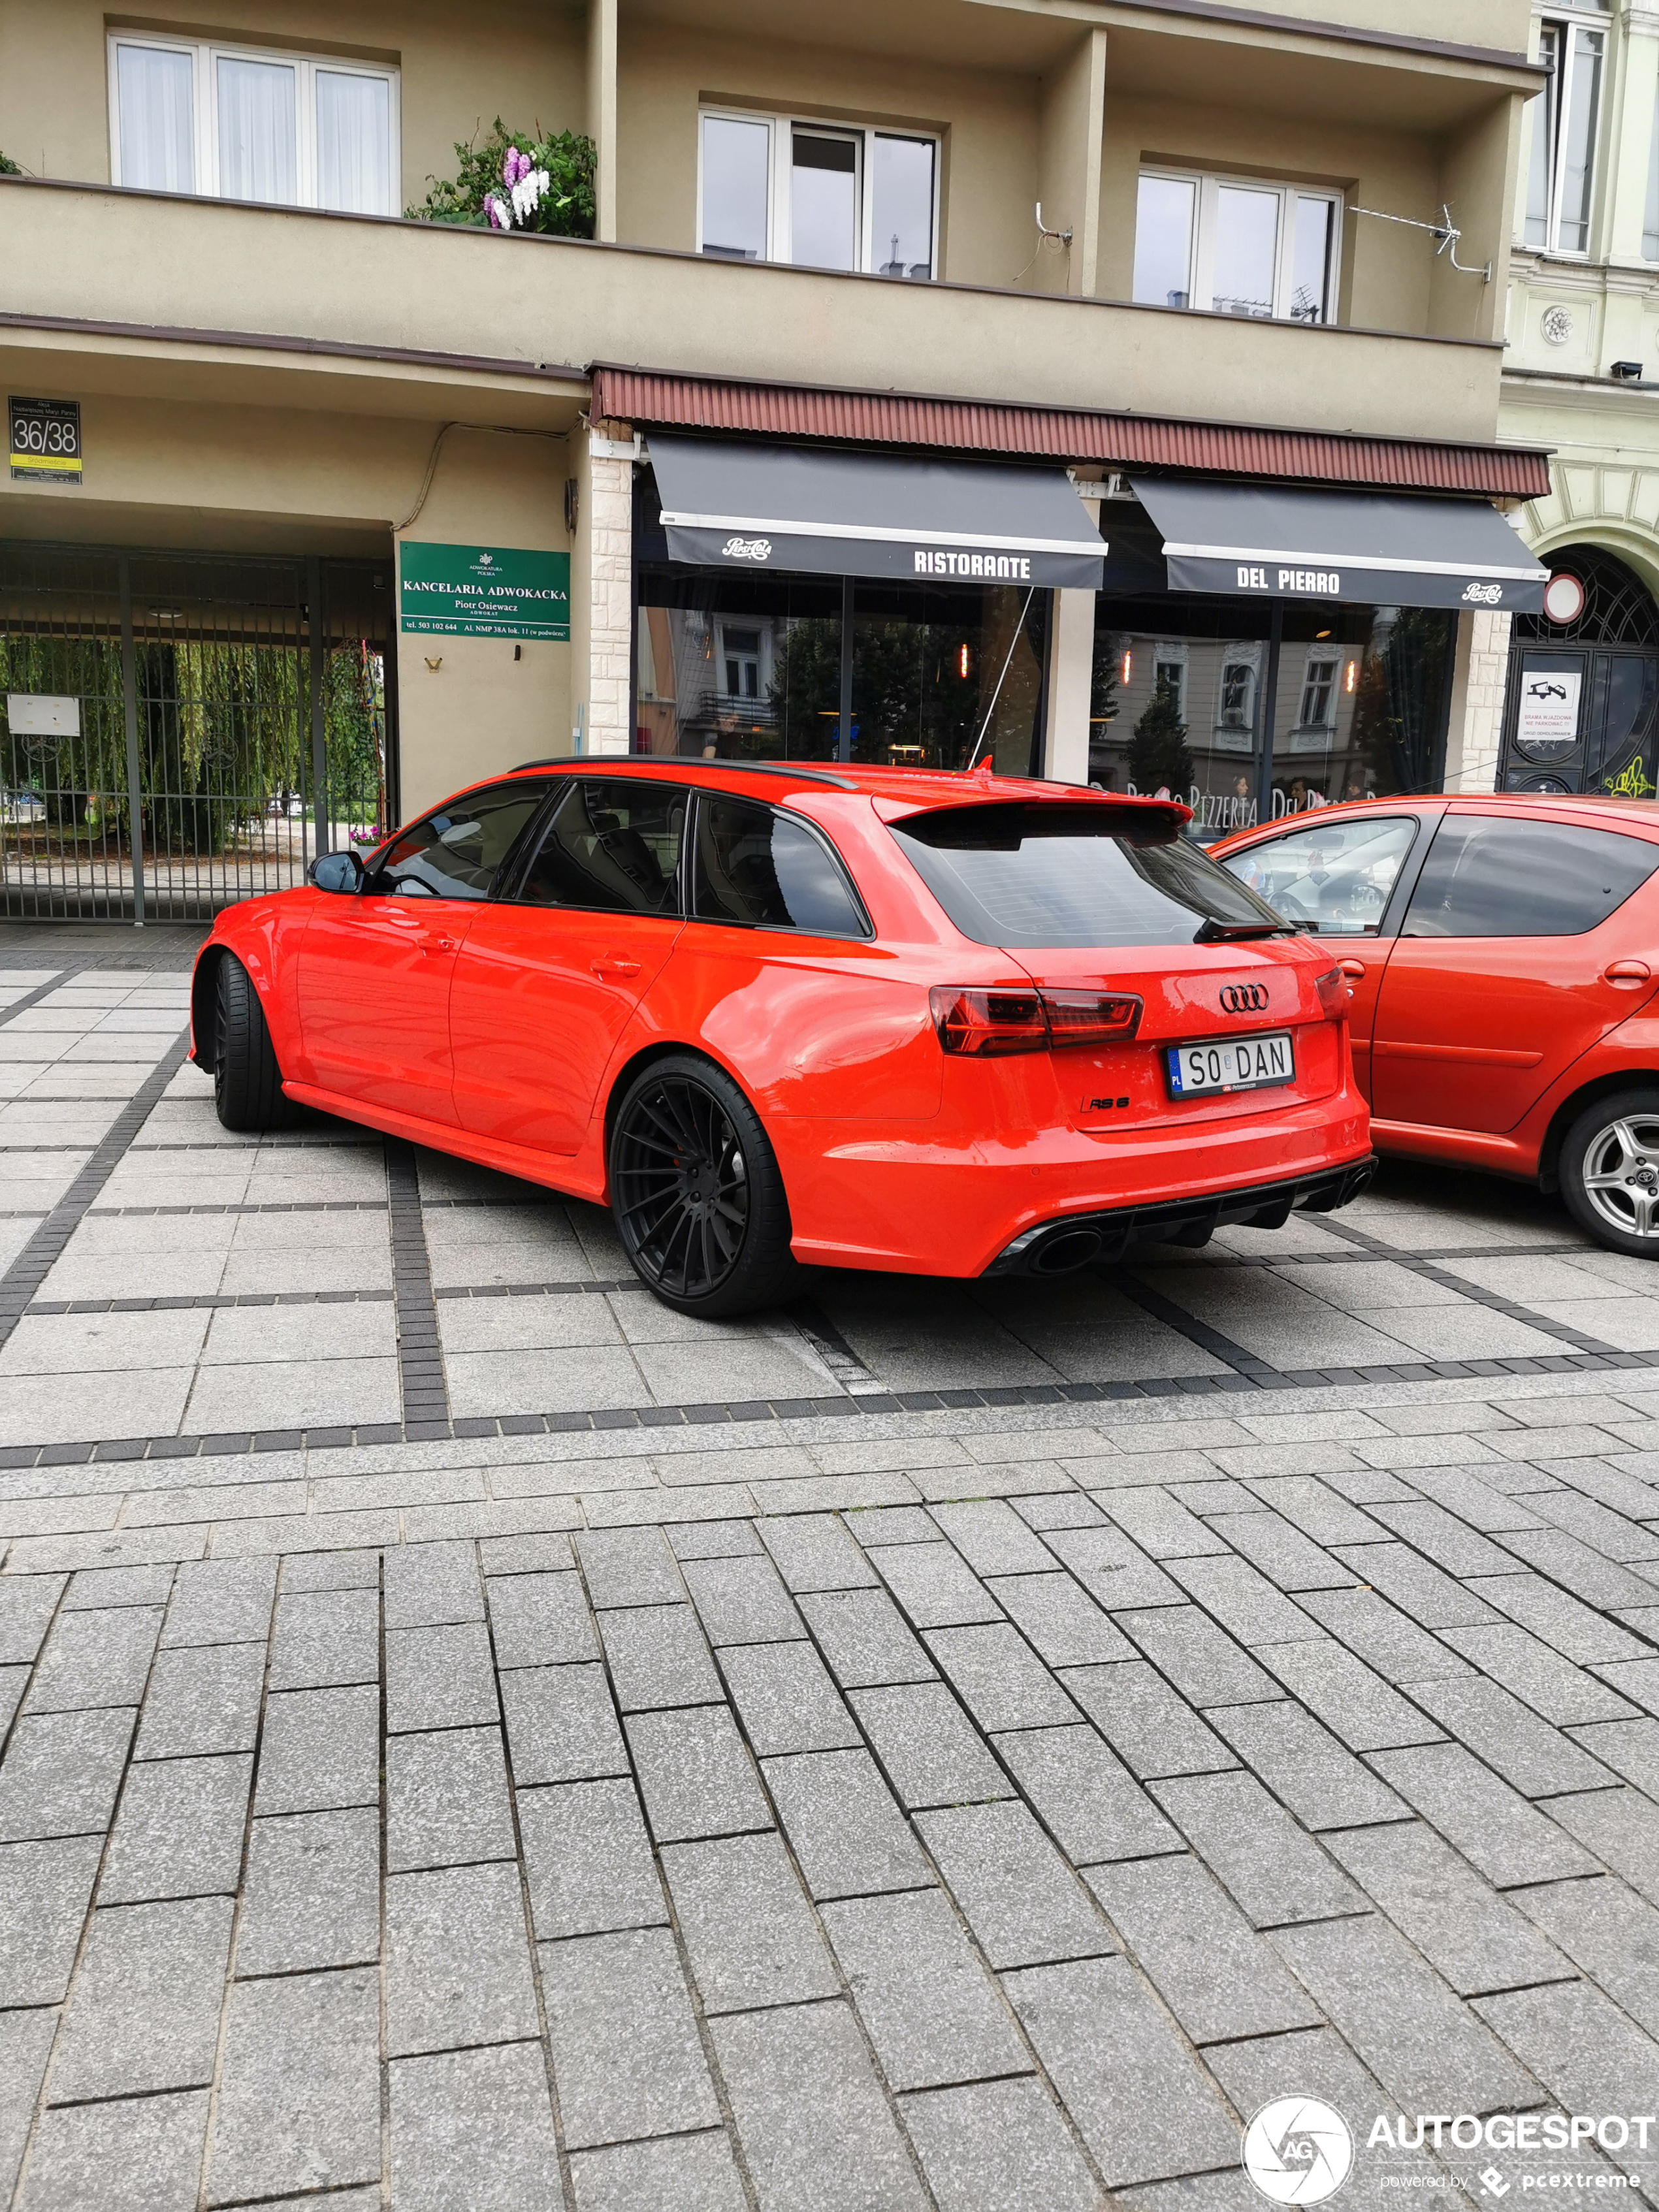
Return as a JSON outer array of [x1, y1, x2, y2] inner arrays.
[[662, 1831, 840, 2012], [100, 1752, 251, 1901], [520, 1776, 667, 1937], [9, 1012, 1659, 2205], [541, 1923, 720, 2147], [238, 1808, 380, 1973], [50, 1896, 233, 2099]]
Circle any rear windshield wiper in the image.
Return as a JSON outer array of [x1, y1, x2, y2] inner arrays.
[[1192, 918, 1295, 943]]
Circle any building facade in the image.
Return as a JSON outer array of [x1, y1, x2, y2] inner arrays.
[[1498, 0, 1659, 799], [1, 0, 1549, 919]]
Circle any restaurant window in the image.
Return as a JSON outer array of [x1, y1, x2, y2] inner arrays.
[[1133, 170, 1340, 323], [1091, 596, 1455, 837], [109, 35, 398, 213], [1524, 16, 1605, 255], [698, 110, 937, 278]]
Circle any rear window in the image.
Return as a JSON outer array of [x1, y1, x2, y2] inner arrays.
[[890, 803, 1283, 948], [1403, 817, 1659, 938]]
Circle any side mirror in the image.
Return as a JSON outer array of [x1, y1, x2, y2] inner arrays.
[[309, 849, 364, 894]]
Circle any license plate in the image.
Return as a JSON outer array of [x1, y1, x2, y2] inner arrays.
[[1167, 1031, 1294, 1098]]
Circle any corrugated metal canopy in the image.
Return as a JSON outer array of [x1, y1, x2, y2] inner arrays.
[[647, 435, 1107, 588], [596, 367, 1554, 501], [1131, 477, 1549, 613]]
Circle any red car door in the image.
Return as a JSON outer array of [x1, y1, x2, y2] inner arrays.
[[1371, 807, 1659, 1135], [449, 777, 687, 1153], [296, 780, 547, 1127], [1216, 810, 1427, 1102]]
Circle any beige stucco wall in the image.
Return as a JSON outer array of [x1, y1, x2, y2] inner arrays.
[[0, 0, 585, 206], [393, 428, 573, 814]]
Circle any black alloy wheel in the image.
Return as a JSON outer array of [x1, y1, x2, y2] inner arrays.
[[609, 1055, 795, 1317]]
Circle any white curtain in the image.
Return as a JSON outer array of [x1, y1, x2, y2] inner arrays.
[[317, 71, 391, 215], [216, 56, 297, 204], [116, 44, 195, 193]]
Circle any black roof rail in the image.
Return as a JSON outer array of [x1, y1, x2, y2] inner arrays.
[[511, 754, 857, 790]]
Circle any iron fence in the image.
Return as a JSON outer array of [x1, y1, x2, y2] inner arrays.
[[1, 544, 396, 921]]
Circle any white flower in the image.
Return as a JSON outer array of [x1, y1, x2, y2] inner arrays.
[[510, 167, 551, 223]]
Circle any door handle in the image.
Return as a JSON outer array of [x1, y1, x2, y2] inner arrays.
[[1605, 959, 1652, 985], [423, 935, 457, 955], [592, 956, 641, 980], [1338, 958, 1366, 979]]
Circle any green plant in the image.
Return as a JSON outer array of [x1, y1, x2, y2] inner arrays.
[[407, 119, 595, 238], [1128, 677, 1194, 797], [0, 152, 22, 177]]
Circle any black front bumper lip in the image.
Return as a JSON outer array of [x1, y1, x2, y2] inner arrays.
[[985, 1155, 1377, 1277]]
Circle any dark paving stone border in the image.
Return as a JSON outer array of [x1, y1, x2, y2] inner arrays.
[[0, 1341, 1647, 1470], [0, 1034, 192, 1358], [0, 960, 91, 1029], [384, 1135, 451, 1433], [1317, 1214, 1621, 1357]]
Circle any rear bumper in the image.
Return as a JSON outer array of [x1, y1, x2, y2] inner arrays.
[[984, 1155, 1377, 1276]]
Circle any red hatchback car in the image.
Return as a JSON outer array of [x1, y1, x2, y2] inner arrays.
[[192, 760, 1372, 1314], [1214, 794, 1659, 1257]]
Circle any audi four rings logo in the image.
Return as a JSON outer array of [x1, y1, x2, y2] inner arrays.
[[1220, 983, 1270, 1014]]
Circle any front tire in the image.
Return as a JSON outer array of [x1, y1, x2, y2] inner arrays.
[[213, 954, 298, 1132], [1560, 1089, 1659, 1256], [609, 1055, 796, 1317]]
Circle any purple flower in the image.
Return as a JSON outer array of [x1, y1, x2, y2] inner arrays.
[[485, 193, 508, 229], [503, 146, 530, 187]]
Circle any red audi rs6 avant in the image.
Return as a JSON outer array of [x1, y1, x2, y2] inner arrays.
[[190, 760, 1374, 1316]]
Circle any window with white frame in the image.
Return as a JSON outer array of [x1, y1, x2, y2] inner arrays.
[[1642, 64, 1659, 259], [1215, 651, 1259, 751], [1524, 14, 1605, 255], [1133, 170, 1341, 323], [1297, 652, 1340, 733], [109, 35, 399, 214], [698, 110, 937, 278]]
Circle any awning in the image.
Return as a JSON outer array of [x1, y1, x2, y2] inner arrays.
[[1131, 477, 1549, 613], [648, 436, 1108, 589]]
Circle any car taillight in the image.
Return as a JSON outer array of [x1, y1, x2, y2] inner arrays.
[[930, 986, 1143, 1056], [1314, 967, 1349, 1018], [1042, 990, 1142, 1047], [930, 987, 1049, 1056]]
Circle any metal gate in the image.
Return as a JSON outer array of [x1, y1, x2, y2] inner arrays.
[[1, 543, 398, 921]]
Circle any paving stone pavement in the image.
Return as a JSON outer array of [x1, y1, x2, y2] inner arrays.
[[5, 935, 1659, 2207]]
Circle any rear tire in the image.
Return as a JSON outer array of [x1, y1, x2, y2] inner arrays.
[[609, 1054, 797, 1317], [213, 954, 297, 1133], [1560, 1088, 1659, 1257]]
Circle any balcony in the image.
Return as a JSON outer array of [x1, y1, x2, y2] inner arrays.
[[3, 177, 1507, 449]]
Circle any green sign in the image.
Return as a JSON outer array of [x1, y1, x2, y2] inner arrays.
[[399, 541, 569, 639]]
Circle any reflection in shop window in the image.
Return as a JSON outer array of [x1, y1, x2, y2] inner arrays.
[[633, 567, 1048, 775], [1090, 597, 1455, 838]]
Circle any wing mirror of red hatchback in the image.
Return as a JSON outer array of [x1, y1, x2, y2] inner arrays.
[[930, 987, 1142, 1057], [309, 850, 364, 895]]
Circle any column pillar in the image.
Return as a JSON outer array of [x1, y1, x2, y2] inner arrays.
[[577, 421, 637, 756], [1442, 607, 1512, 793]]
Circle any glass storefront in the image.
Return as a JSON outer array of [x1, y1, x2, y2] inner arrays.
[[1089, 591, 1456, 837], [634, 562, 1049, 775]]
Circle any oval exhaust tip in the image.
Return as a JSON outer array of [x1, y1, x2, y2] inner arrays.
[[1032, 1228, 1102, 1275]]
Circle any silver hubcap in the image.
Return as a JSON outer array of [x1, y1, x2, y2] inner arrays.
[[1580, 1113, 1659, 1240]]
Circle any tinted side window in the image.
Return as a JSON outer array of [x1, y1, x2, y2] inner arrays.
[[692, 797, 869, 937], [375, 782, 545, 901], [1402, 818, 1659, 939], [1221, 816, 1417, 938], [518, 779, 686, 915]]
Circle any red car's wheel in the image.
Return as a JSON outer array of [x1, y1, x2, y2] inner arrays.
[[609, 1055, 795, 1318], [213, 955, 299, 1134], [1561, 1089, 1659, 1257]]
